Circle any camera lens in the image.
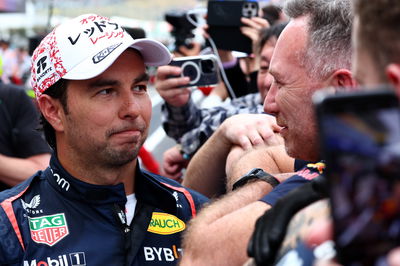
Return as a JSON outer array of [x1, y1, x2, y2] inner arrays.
[[183, 64, 198, 81], [201, 59, 215, 74], [181, 61, 200, 85]]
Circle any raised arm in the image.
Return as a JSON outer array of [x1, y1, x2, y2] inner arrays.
[[182, 113, 281, 198]]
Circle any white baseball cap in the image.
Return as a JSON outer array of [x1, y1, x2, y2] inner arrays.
[[31, 13, 172, 98]]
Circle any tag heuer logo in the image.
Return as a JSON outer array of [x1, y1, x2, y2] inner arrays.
[[29, 213, 69, 246]]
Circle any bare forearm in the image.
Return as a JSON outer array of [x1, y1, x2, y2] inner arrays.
[[226, 144, 295, 186], [0, 153, 50, 186], [183, 129, 231, 198], [181, 181, 273, 265]]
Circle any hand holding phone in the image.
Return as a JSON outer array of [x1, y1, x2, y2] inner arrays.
[[154, 65, 191, 107], [207, 0, 259, 53]]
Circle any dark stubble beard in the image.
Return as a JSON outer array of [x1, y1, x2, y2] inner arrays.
[[65, 118, 148, 170], [101, 134, 147, 168]]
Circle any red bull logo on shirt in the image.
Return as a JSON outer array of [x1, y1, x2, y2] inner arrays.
[[29, 213, 69, 246]]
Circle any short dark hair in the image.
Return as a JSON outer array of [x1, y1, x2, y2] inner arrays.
[[353, 0, 400, 80], [40, 78, 69, 150], [256, 22, 288, 55], [262, 4, 283, 26]]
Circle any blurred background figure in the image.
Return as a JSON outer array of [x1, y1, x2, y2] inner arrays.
[[0, 81, 51, 191]]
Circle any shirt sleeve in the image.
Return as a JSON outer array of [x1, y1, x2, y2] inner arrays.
[[161, 98, 202, 141], [161, 92, 263, 155], [8, 87, 51, 158], [259, 175, 311, 206], [180, 93, 265, 156], [259, 162, 325, 206]]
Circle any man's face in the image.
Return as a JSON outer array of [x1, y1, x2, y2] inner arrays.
[[264, 18, 328, 161], [352, 15, 383, 87], [257, 37, 277, 101], [58, 49, 151, 169]]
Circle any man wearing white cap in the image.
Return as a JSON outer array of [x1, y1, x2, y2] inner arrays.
[[0, 14, 208, 265]]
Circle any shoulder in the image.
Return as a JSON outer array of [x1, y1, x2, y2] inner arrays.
[[0, 172, 43, 263], [0, 173, 40, 203], [0, 83, 28, 99], [143, 170, 209, 205]]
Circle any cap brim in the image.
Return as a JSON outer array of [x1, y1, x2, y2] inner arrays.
[[63, 38, 171, 80], [131, 38, 172, 67]]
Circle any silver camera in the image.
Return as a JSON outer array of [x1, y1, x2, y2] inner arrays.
[[169, 54, 219, 88]]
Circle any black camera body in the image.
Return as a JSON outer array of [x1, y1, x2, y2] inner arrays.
[[207, 0, 259, 53], [165, 10, 197, 50], [169, 54, 219, 88]]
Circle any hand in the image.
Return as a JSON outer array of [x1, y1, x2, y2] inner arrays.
[[175, 42, 202, 57], [155, 65, 191, 107], [219, 113, 282, 150], [161, 145, 189, 183], [240, 17, 270, 51]]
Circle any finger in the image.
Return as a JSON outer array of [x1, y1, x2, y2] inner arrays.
[[251, 17, 270, 28], [257, 125, 275, 141], [241, 17, 267, 30], [240, 27, 259, 42], [271, 123, 283, 133], [245, 129, 264, 146], [163, 162, 177, 174], [237, 135, 252, 150], [156, 76, 191, 92], [156, 65, 182, 80]]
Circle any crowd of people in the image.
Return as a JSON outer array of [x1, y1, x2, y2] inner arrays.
[[0, 0, 399, 265]]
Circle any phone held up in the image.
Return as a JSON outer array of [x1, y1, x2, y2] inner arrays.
[[314, 88, 400, 266], [207, 0, 259, 54], [169, 54, 219, 89]]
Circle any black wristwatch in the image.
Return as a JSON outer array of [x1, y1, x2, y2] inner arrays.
[[232, 168, 280, 191]]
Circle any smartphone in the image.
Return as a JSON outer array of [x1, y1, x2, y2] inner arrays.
[[169, 54, 219, 88], [207, 0, 259, 54], [314, 89, 400, 265]]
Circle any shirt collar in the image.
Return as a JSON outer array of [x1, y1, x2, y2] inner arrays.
[[45, 154, 177, 213]]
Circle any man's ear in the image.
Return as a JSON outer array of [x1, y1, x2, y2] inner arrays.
[[386, 63, 400, 98], [36, 95, 65, 132], [329, 69, 358, 90]]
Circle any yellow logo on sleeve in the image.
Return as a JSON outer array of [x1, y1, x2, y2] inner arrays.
[[147, 212, 186, 235]]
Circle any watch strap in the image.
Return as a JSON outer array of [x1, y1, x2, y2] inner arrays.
[[232, 168, 280, 191]]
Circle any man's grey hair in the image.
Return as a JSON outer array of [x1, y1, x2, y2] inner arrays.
[[283, 0, 353, 79]]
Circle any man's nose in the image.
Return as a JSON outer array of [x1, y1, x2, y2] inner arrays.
[[119, 93, 140, 119], [263, 82, 279, 115]]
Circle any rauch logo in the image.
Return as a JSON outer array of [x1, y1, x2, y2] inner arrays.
[[147, 212, 186, 235], [29, 213, 69, 246]]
